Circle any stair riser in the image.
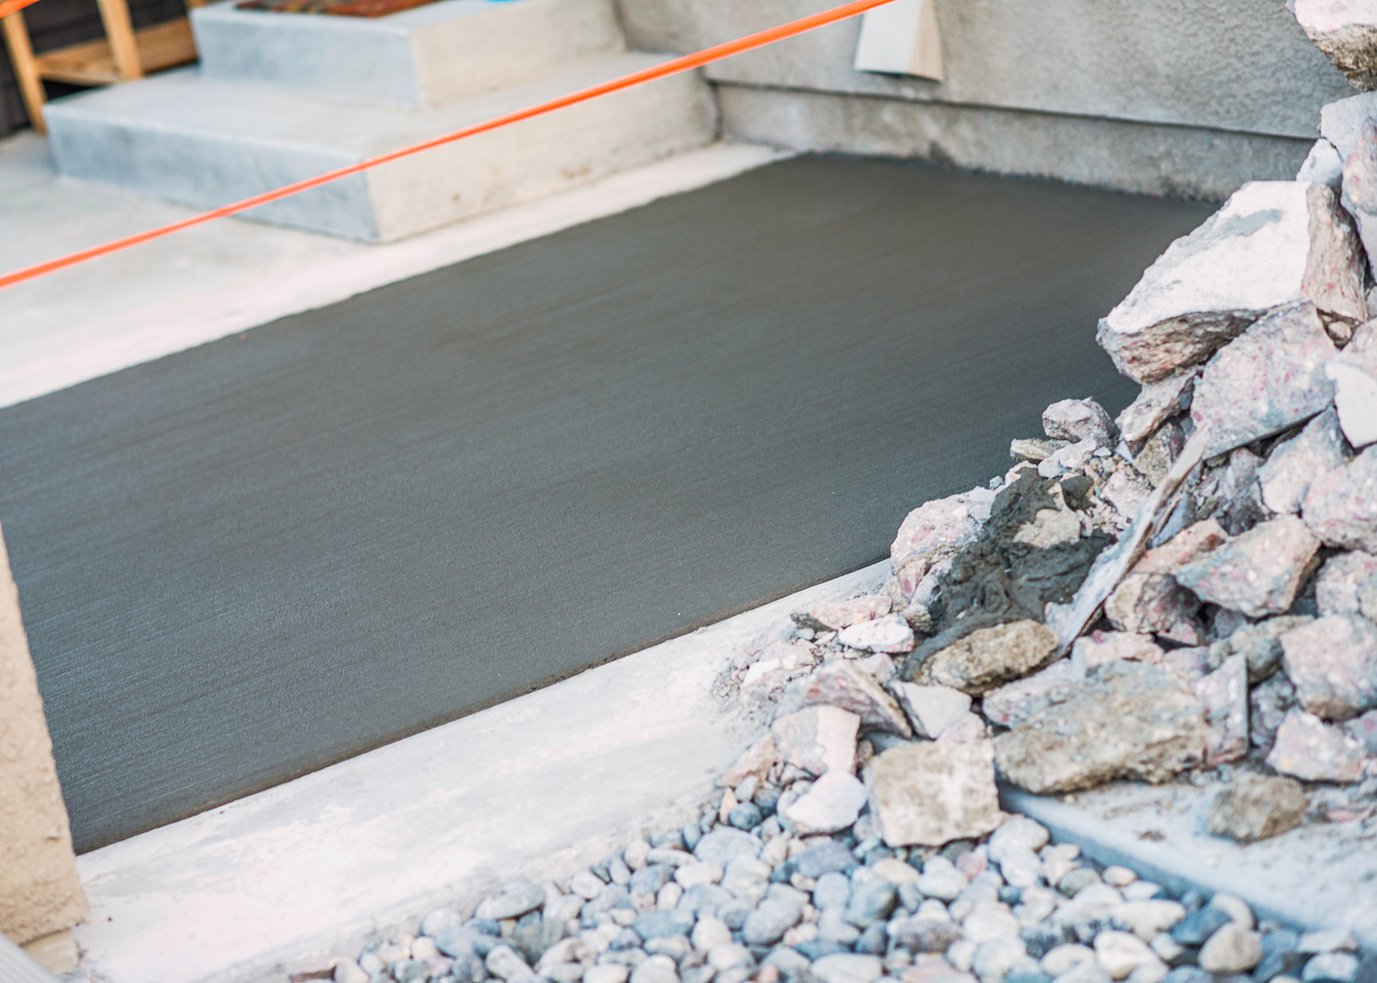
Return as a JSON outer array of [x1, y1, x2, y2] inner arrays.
[[47, 74, 717, 241], [369, 73, 718, 240], [47, 116, 379, 238], [193, 0, 624, 108]]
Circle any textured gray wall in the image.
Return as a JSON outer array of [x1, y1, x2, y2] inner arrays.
[[617, 0, 1355, 198]]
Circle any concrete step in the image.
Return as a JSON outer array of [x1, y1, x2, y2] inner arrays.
[[191, 0, 624, 108], [44, 54, 718, 241]]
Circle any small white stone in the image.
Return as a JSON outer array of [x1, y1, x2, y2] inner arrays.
[[1208, 893, 1255, 929], [631, 955, 679, 983], [571, 870, 607, 900], [675, 861, 722, 889], [871, 857, 921, 886], [1198, 924, 1263, 974], [812, 953, 885, 983], [962, 901, 1020, 943], [692, 916, 732, 953], [1149, 934, 1184, 964], [1094, 931, 1155, 980], [948, 941, 977, 973], [585, 967, 630, 983], [624, 838, 651, 871], [973, 938, 1029, 983], [1112, 900, 1186, 940], [1102, 866, 1137, 888], [333, 960, 370, 983], [1042, 945, 1096, 976], [918, 856, 970, 901]]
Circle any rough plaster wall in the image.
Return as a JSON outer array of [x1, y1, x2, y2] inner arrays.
[[0, 523, 87, 946], [618, 0, 1349, 195], [719, 88, 1314, 201]]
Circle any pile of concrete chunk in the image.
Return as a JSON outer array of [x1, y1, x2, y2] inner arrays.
[[733, 4, 1377, 853]]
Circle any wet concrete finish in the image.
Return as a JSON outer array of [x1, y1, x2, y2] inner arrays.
[[0, 156, 1211, 851]]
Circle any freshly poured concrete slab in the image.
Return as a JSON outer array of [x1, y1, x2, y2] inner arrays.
[[0, 156, 1211, 851], [1005, 779, 1377, 948], [71, 563, 884, 983]]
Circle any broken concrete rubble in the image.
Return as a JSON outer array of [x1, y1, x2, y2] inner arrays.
[[1173, 516, 1320, 618], [867, 741, 1001, 847], [1194, 655, 1249, 765], [992, 662, 1206, 794], [1207, 772, 1307, 843], [793, 595, 891, 632], [1292, 0, 1377, 89], [1301, 445, 1377, 549], [1315, 549, 1377, 617], [791, 662, 912, 737], [770, 706, 858, 777], [1298, 138, 1345, 192], [1188, 301, 1338, 458], [902, 620, 1058, 695], [889, 682, 971, 740], [1258, 409, 1349, 514], [1043, 398, 1117, 448], [1280, 614, 1377, 720], [1327, 322, 1377, 448], [1266, 709, 1368, 782], [1096, 182, 1366, 384], [1115, 371, 1196, 452]]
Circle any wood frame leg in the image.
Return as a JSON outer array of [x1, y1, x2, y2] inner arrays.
[[1, 11, 46, 132], [94, 0, 142, 80]]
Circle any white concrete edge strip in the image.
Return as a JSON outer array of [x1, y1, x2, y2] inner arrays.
[[72, 560, 890, 983], [1003, 781, 1377, 949], [0, 142, 789, 411], [0, 934, 59, 983]]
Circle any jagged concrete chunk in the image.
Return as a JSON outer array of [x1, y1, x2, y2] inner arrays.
[[890, 487, 996, 600], [1194, 655, 1249, 765], [1321, 90, 1377, 160], [784, 771, 868, 835], [1302, 445, 1377, 548], [993, 662, 1205, 794], [1281, 614, 1377, 720], [794, 595, 891, 632], [794, 662, 912, 737], [1190, 302, 1339, 457], [1105, 520, 1224, 639], [1174, 516, 1320, 618], [1259, 409, 1349, 514], [1097, 183, 1366, 383], [1116, 372, 1198, 451], [771, 706, 859, 777], [1206, 615, 1312, 683], [903, 620, 1059, 695], [868, 741, 1001, 847], [1043, 399, 1116, 448], [1293, 0, 1377, 89], [838, 614, 915, 654], [891, 682, 972, 739], [1207, 773, 1307, 843], [980, 661, 1079, 730], [1316, 550, 1377, 617], [1328, 322, 1377, 448], [1071, 631, 1163, 673], [1266, 709, 1368, 782], [1298, 138, 1345, 192]]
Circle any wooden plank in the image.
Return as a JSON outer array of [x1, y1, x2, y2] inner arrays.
[[35, 17, 194, 86], [94, 0, 142, 79], [0, 10, 47, 132]]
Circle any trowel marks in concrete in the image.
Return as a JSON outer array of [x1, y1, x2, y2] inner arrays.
[[0, 156, 1210, 851]]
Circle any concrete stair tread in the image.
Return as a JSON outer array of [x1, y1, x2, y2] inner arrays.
[[191, 0, 624, 106], [45, 51, 678, 161]]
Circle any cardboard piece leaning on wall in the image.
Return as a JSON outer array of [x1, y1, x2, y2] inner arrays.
[[854, 0, 944, 81], [0, 522, 88, 967]]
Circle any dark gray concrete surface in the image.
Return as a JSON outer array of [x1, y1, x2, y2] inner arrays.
[[0, 156, 1210, 851]]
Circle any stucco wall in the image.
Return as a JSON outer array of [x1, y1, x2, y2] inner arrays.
[[616, 0, 1354, 198], [0, 522, 87, 948]]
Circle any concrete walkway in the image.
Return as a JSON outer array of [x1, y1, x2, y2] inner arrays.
[[0, 155, 1210, 852]]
